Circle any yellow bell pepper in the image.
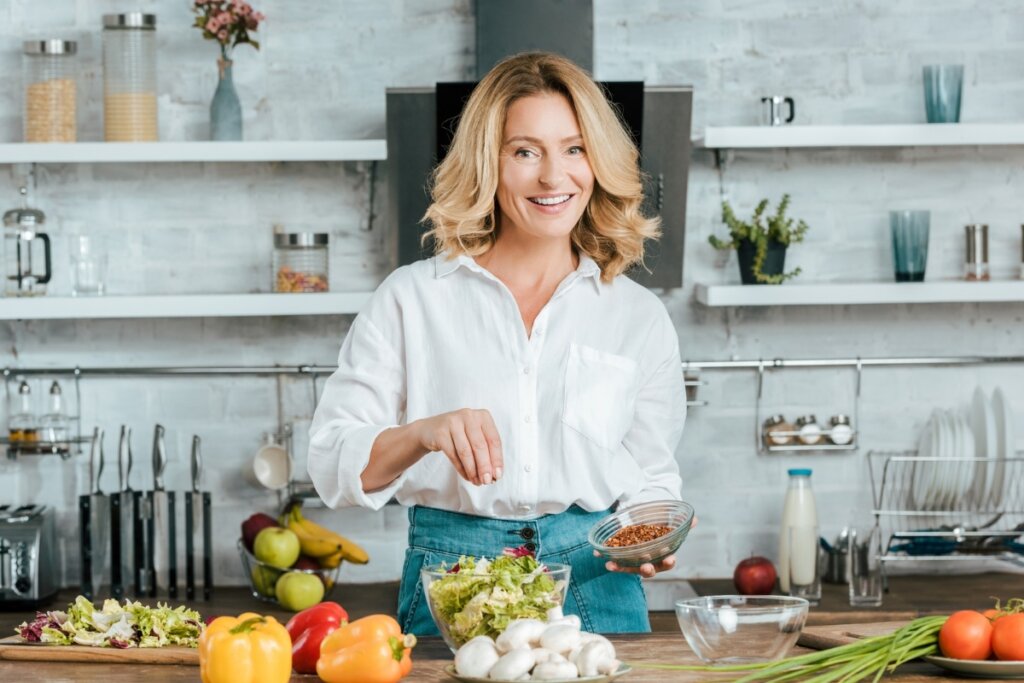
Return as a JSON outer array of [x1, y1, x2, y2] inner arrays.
[[199, 612, 292, 683]]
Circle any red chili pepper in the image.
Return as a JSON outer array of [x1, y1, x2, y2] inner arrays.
[[284, 601, 348, 674]]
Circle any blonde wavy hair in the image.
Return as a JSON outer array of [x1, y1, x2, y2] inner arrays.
[[422, 51, 660, 282]]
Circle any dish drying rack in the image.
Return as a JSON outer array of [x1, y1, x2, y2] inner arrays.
[[868, 450, 1024, 570]]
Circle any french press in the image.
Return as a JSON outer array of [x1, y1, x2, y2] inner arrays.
[[2, 187, 51, 297]]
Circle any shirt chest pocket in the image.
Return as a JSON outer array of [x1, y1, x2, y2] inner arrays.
[[561, 343, 639, 450]]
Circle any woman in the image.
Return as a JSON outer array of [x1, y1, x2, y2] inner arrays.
[[308, 51, 686, 635]]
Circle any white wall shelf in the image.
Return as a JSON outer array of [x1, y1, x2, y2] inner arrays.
[[0, 140, 387, 164], [695, 124, 1024, 149], [695, 280, 1024, 307], [0, 292, 373, 320]]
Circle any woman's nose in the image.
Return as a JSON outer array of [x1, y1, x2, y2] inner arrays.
[[538, 156, 566, 187]]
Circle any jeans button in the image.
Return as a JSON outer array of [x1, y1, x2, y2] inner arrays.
[[520, 527, 535, 540], [524, 541, 537, 552]]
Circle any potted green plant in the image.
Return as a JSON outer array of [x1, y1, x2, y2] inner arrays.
[[708, 194, 809, 285]]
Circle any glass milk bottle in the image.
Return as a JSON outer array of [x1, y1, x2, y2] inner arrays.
[[777, 468, 819, 596]]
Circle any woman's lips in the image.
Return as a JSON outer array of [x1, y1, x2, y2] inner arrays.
[[527, 194, 574, 215]]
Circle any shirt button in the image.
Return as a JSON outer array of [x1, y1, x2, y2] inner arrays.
[[534, 328, 543, 337], [524, 464, 533, 473], [523, 366, 531, 375], [523, 415, 532, 423]]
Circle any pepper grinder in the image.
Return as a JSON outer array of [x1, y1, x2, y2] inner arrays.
[[964, 224, 989, 281]]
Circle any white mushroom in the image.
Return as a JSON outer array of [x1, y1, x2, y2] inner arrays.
[[532, 660, 580, 680], [530, 648, 562, 664], [598, 659, 622, 675], [496, 619, 547, 653], [545, 606, 564, 622], [539, 623, 582, 654], [572, 639, 617, 677], [488, 648, 536, 680], [455, 637, 500, 678], [547, 614, 582, 630]]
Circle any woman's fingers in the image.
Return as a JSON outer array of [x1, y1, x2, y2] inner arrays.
[[449, 422, 479, 484], [480, 410, 504, 481], [465, 419, 494, 485], [438, 431, 469, 481]]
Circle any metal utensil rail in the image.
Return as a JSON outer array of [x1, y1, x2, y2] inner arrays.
[[867, 450, 1024, 570]]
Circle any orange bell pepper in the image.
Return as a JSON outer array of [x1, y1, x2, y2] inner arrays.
[[199, 613, 292, 683], [317, 614, 416, 683]]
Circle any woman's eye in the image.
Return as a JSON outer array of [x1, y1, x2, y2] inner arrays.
[[567, 146, 585, 156], [514, 148, 537, 159]]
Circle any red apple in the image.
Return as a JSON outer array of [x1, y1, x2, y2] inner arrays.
[[241, 512, 281, 552], [292, 555, 320, 571], [733, 555, 777, 595]]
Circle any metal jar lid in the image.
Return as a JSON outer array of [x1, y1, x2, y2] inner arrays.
[[795, 415, 818, 427], [829, 414, 851, 426], [3, 207, 46, 228], [103, 13, 157, 29], [23, 40, 77, 55], [763, 414, 786, 428], [274, 232, 329, 248]]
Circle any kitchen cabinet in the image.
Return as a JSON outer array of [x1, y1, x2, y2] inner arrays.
[[0, 140, 386, 164]]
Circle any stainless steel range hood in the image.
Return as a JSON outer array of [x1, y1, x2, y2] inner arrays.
[[386, 0, 692, 288]]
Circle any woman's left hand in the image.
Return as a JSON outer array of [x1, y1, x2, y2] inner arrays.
[[596, 552, 675, 577]]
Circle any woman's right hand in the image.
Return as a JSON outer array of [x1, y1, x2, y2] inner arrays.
[[413, 409, 504, 486]]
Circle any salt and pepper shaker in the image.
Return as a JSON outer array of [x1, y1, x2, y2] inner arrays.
[[795, 415, 824, 445], [964, 224, 989, 281], [763, 415, 795, 447], [827, 415, 854, 446]]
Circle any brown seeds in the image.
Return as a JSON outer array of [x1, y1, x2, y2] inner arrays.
[[605, 523, 671, 547]]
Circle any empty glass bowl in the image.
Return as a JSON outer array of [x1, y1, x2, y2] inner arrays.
[[421, 561, 570, 652], [675, 595, 809, 664], [588, 500, 695, 567]]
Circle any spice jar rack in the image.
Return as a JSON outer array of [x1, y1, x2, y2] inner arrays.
[[3, 369, 84, 459], [754, 360, 861, 454]]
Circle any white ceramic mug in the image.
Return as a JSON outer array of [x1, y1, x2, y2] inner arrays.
[[249, 437, 291, 490]]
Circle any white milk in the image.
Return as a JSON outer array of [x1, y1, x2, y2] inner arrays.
[[777, 469, 818, 593]]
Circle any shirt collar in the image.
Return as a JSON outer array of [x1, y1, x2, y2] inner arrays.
[[435, 251, 603, 292]]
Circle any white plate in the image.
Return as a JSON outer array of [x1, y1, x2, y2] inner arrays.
[[930, 411, 954, 510], [990, 387, 1014, 510], [910, 412, 937, 511], [924, 655, 1024, 679], [444, 662, 632, 683], [970, 387, 997, 508], [960, 408, 985, 509], [950, 411, 975, 510]]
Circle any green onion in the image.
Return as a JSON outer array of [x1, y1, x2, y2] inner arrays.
[[630, 615, 947, 682]]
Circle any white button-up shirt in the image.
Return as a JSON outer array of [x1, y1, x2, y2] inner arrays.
[[308, 253, 686, 519]]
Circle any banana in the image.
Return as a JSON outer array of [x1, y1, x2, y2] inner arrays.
[[290, 505, 371, 565], [318, 547, 345, 569], [287, 507, 343, 559]]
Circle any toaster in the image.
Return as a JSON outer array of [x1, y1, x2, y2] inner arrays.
[[0, 504, 59, 604]]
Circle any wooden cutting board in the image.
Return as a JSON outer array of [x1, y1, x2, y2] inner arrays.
[[0, 636, 198, 665], [798, 621, 911, 650]]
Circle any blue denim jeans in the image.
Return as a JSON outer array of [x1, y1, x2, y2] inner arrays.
[[397, 505, 650, 635]]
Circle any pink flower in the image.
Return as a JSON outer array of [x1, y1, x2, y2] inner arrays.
[[217, 29, 229, 42], [253, 11, 265, 21], [206, 18, 219, 32]]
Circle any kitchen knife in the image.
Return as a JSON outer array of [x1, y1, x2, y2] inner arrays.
[[113, 425, 135, 599], [185, 435, 199, 600], [78, 427, 103, 599], [110, 427, 125, 599], [149, 424, 167, 598]]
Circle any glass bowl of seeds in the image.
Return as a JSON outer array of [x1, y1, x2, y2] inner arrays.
[[588, 500, 695, 567]]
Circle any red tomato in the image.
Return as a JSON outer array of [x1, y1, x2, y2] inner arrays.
[[939, 610, 994, 660], [992, 613, 1024, 661], [981, 608, 1002, 621]]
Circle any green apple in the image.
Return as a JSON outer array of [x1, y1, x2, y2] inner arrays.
[[275, 570, 325, 611], [253, 527, 301, 569], [251, 565, 282, 597]]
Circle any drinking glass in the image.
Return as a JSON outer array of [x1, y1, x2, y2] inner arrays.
[[848, 527, 884, 607], [69, 234, 107, 296], [787, 525, 821, 604], [890, 211, 930, 282], [923, 65, 963, 124]]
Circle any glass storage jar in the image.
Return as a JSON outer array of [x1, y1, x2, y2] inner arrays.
[[23, 40, 78, 142], [102, 13, 158, 141], [273, 232, 329, 293]]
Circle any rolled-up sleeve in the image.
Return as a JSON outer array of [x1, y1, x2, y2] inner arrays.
[[619, 317, 686, 507], [308, 312, 407, 510]]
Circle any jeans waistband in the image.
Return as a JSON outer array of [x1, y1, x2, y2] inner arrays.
[[407, 505, 609, 557]]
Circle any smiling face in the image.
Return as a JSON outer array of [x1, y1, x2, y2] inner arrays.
[[495, 92, 595, 243]]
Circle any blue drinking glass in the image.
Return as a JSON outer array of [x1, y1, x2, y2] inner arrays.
[[923, 65, 963, 124], [890, 211, 930, 282]]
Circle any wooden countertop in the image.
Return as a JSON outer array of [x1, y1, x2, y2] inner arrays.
[[1, 573, 1021, 681]]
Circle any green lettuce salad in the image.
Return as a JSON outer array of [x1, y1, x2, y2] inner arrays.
[[16, 595, 204, 649], [427, 554, 563, 645]]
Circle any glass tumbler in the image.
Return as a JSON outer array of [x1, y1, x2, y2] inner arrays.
[[848, 527, 884, 607], [69, 234, 108, 296], [923, 65, 963, 124], [890, 211, 930, 282]]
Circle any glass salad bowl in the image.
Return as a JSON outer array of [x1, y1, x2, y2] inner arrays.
[[675, 595, 809, 664], [421, 554, 570, 652]]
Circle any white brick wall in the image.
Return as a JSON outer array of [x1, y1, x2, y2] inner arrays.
[[1, 1, 1022, 593]]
